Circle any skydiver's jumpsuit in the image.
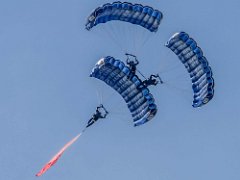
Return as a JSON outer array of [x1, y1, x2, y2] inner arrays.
[[86, 107, 107, 128], [143, 74, 161, 87], [127, 59, 139, 79]]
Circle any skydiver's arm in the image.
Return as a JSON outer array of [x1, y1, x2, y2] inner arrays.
[[135, 59, 139, 65], [150, 74, 157, 79], [100, 110, 108, 118], [101, 105, 108, 113]]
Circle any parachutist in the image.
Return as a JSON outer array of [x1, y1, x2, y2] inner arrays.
[[126, 53, 139, 79], [86, 104, 109, 128], [91, 56, 157, 126], [142, 74, 163, 87]]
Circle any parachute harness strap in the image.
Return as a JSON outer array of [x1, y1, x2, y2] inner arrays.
[[137, 69, 147, 80], [125, 53, 147, 80]]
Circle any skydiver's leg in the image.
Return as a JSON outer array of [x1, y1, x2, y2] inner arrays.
[[127, 73, 133, 80], [86, 118, 94, 128], [150, 74, 163, 84]]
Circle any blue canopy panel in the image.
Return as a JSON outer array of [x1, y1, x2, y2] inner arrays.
[[90, 56, 157, 126], [85, 2, 163, 32], [165, 32, 214, 108]]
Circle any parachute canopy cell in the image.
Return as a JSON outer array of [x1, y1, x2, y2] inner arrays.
[[85, 1, 163, 32], [165, 32, 214, 108], [90, 56, 157, 126]]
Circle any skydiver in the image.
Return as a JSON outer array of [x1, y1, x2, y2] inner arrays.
[[86, 104, 109, 128], [126, 53, 139, 79], [142, 74, 163, 87]]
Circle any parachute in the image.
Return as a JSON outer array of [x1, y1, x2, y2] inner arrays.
[[90, 56, 157, 126], [165, 32, 214, 107], [85, 2, 163, 32], [35, 104, 108, 177]]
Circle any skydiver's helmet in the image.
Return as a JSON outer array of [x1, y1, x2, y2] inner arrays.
[[128, 61, 135, 66]]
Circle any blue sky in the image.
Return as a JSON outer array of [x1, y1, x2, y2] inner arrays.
[[0, 0, 240, 179]]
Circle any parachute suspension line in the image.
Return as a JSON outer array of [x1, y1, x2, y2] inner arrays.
[[95, 84, 125, 113], [130, 22, 139, 54], [135, 28, 153, 55], [163, 82, 191, 93], [163, 82, 192, 103], [96, 89, 103, 105], [110, 105, 131, 124], [110, 111, 130, 124], [135, 25, 144, 52], [158, 66, 192, 96], [94, 78, 120, 108], [109, 108, 128, 115], [157, 62, 183, 77], [163, 71, 190, 84], [109, 103, 130, 115], [110, 22, 126, 50], [88, 28, 104, 47], [131, 26, 142, 55], [155, 45, 176, 74], [131, 23, 138, 54], [137, 69, 147, 80], [157, 46, 172, 74], [98, 87, 119, 107], [126, 23, 132, 53], [89, 26, 123, 53], [105, 23, 125, 52], [140, 29, 150, 48], [120, 22, 131, 53], [162, 46, 188, 75], [97, 90, 130, 119], [118, 22, 129, 53], [125, 23, 131, 53], [156, 55, 191, 87]]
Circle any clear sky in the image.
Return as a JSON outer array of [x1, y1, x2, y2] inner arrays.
[[0, 0, 240, 180]]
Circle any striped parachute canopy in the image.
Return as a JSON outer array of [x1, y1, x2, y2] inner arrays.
[[90, 56, 157, 126], [85, 1, 163, 32], [165, 32, 214, 108]]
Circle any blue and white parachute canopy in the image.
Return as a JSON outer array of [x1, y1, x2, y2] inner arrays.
[[85, 2, 163, 32], [165, 32, 214, 108], [90, 56, 157, 126]]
